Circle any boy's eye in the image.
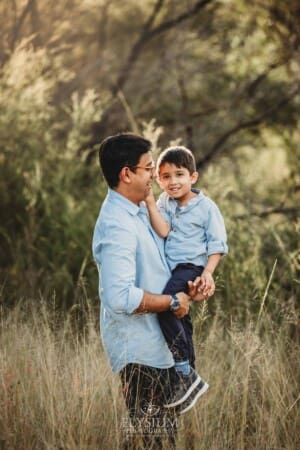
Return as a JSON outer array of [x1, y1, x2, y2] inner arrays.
[[161, 174, 170, 180]]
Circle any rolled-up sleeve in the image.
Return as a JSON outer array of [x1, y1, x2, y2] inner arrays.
[[93, 220, 143, 315], [205, 202, 228, 256]]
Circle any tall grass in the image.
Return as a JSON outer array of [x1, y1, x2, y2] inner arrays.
[[1, 297, 299, 450], [0, 301, 124, 449]]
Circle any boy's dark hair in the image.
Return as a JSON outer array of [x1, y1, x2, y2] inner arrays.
[[157, 146, 196, 175], [99, 132, 152, 188]]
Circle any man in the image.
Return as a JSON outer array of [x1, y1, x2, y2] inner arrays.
[[92, 132, 211, 448]]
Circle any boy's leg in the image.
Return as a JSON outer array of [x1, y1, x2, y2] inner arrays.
[[160, 264, 204, 369], [157, 310, 189, 363], [181, 314, 195, 369], [160, 264, 209, 411]]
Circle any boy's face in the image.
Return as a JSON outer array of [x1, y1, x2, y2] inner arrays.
[[157, 163, 199, 205]]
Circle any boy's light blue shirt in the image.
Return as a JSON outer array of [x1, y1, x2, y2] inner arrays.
[[92, 189, 174, 373], [157, 189, 228, 271]]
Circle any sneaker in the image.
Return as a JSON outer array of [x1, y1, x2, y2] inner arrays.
[[178, 379, 209, 414], [164, 368, 201, 408]]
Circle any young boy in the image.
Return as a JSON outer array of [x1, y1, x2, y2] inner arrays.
[[145, 146, 228, 414]]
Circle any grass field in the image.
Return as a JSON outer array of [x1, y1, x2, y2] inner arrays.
[[1, 298, 299, 450]]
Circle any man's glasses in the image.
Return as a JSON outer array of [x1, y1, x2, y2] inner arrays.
[[130, 165, 156, 174]]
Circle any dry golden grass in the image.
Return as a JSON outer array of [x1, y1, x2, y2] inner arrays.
[[0, 301, 299, 450]]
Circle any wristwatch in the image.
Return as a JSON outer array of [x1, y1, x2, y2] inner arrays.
[[169, 294, 180, 312]]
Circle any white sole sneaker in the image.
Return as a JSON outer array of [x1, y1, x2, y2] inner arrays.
[[179, 381, 209, 414], [164, 372, 201, 408]]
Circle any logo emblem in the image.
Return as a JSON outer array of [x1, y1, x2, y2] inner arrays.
[[140, 400, 161, 416]]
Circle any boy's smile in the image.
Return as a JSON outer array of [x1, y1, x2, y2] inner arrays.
[[157, 163, 199, 205]]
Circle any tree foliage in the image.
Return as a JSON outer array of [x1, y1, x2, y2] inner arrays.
[[0, 0, 299, 326]]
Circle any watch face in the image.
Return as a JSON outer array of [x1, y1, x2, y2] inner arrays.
[[170, 296, 180, 311]]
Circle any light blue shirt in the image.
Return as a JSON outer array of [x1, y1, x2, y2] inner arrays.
[[157, 189, 228, 271], [92, 189, 174, 373]]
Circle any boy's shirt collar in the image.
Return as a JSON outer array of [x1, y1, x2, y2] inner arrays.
[[163, 188, 205, 213]]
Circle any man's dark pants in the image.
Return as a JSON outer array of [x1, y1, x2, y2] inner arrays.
[[159, 263, 204, 367], [119, 264, 203, 448], [120, 363, 178, 449]]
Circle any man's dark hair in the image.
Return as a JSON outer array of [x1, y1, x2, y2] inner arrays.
[[157, 146, 196, 175], [99, 132, 152, 188]]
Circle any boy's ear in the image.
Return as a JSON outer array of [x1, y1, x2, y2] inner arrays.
[[191, 171, 199, 184]]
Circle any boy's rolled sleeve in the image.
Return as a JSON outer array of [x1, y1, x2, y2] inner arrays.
[[206, 203, 228, 256], [207, 239, 228, 256]]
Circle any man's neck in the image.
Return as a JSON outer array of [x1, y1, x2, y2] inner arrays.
[[114, 186, 139, 206]]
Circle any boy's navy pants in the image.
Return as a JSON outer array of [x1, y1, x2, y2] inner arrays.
[[158, 263, 204, 367]]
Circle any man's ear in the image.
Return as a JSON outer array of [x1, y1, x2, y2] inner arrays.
[[119, 166, 132, 184], [191, 171, 199, 184]]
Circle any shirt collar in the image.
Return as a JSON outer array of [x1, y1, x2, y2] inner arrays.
[[168, 188, 205, 212], [107, 188, 140, 216]]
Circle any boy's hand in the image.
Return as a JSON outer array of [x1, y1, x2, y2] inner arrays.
[[190, 290, 206, 302], [200, 270, 215, 297], [187, 271, 215, 302], [145, 186, 156, 208], [187, 278, 208, 301]]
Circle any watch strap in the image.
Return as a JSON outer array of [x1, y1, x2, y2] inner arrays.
[[169, 294, 180, 311]]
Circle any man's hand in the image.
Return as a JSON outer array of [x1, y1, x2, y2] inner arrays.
[[172, 292, 190, 318]]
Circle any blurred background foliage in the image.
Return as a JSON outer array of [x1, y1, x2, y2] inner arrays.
[[0, 0, 299, 332]]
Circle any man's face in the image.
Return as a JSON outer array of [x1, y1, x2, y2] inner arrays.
[[130, 152, 155, 204]]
